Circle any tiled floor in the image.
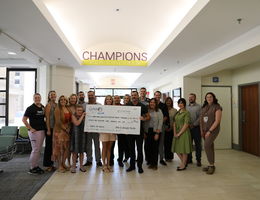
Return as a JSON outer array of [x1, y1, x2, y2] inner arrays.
[[32, 150, 260, 200]]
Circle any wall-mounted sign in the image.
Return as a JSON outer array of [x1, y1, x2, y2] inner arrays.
[[81, 51, 148, 66], [212, 77, 219, 83]]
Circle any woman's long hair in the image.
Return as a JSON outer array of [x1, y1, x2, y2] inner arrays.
[[104, 95, 113, 105], [202, 92, 219, 108], [165, 97, 173, 108], [148, 98, 159, 112], [47, 90, 56, 103]]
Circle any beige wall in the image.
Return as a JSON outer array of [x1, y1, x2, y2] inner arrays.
[[201, 70, 232, 86], [232, 62, 260, 145], [183, 76, 202, 103], [50, 65, 75, 97], [152, 64, 260, 147]]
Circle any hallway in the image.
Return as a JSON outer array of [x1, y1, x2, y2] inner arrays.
[[33, 150, 260, 200]]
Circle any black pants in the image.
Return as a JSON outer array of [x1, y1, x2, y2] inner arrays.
[[164, 129, 174, 160], [145, 129, 159, 166], [127, 134, 143, 168], [117, 134, 130, 162], [43, 129, 54, 167], [188, 126, 202, 162]]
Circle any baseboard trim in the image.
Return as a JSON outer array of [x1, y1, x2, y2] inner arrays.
[[232, 143, 241, 150]]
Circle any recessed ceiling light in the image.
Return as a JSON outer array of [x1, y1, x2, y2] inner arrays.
[[8, 51, 16, 55]]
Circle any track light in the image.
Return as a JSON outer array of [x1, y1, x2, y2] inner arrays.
[[21, 46, 26, 52]]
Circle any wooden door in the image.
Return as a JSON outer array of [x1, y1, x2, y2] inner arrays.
[[241, 84, 260, 156]]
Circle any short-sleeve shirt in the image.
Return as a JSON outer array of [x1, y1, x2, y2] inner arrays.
[[24, 104, 46, 131], [200, 104, 222, 134], [128, 101, 148, 135]]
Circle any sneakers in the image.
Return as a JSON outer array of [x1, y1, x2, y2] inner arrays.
[[118, 161, 124, 167], [84, 161, 92, 166], [109, 160, 114, 166], [160, 160, 167, 166], [197, 161, 202, 167], [28, 167, 44, 175], [202, 166, 215, 174], [96, 161, 103, 167], [126, 167, 135, 172], [206, 166, 215, 175], [138, 167, 144, 174]]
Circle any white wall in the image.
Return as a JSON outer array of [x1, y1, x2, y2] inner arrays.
[[78, 81, 90, 93], [37, 65, 49, 104], [152, 75, 183, 97]]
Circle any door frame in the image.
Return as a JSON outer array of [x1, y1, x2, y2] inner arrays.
[[6, 68, 37, 125], [201, 85, 233, 149], [238, 82, 260, 154]]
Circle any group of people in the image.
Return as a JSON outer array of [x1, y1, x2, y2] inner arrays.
[[22, 87, 222, 175]]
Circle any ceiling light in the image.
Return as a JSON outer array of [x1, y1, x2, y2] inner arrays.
[[8, 51, 17, 55], [237, 18, 242, 24]]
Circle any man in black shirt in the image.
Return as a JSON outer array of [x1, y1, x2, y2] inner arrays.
[[22, 93, 46, 175], [126, 91, 150, 173]]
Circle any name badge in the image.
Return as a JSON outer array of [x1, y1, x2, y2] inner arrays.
[[203, 116, 208, 123]]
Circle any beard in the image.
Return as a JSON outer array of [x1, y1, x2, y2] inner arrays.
[[79, 97, 84, 102]]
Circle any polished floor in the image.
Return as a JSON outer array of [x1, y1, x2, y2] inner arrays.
[[33, 150, 260, 200]]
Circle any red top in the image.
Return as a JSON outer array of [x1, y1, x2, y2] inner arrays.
[[64, 112, 71, 123]]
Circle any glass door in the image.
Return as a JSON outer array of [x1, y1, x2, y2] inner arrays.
[[7, 69, 36, 126]]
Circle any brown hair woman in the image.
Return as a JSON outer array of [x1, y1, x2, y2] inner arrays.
[[200, 92, 222, 175], [43, 90, 57, 171], [53, 95, 72, 172]]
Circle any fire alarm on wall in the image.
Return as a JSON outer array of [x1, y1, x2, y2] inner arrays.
[[212, 77, 219, 83]]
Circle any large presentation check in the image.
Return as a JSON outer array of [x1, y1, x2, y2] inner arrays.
[[84, 105, 141, 135]]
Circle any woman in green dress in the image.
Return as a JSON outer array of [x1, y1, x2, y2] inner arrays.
[[172, 98, 192, 171]]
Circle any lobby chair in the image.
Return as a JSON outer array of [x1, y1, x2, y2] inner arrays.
[[0, 126, 18, 137], [15, 126, 31, 153], [0, 135, 16, 161]]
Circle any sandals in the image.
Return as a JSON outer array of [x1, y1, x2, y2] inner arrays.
[[80, 167, 86, 172], [58, 167, 66, 173], [102, 166, 110, 173], [70, 167, 76, 173], [108, 166, 114, 172]]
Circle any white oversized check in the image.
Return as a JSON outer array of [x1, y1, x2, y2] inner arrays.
[[84, 105, 141, 135]]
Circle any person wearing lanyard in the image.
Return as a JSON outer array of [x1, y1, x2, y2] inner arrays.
[[200, 92, 222, 175]]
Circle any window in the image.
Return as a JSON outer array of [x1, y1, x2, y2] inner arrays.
[[90, 88, 137, 105], [7, 69, 36, 126], [172, 88, 182, 109]]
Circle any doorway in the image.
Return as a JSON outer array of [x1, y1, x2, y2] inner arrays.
[[240, 83, 260, 156]]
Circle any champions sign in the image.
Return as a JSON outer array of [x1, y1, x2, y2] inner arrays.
[[81, 51, 148, 66]]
